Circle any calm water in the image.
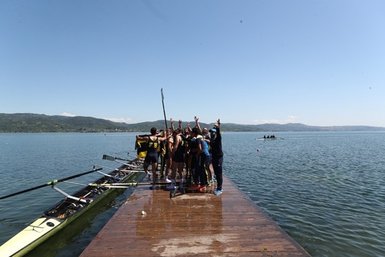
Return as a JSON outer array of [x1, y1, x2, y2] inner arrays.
[[1, 132, 385, 257]]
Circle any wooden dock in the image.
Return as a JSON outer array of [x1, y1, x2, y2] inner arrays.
[[80, 176, 311, 257]]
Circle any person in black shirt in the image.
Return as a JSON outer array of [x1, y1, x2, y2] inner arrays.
[[136, 127, 167, 184], [210, 119, 223, 196]]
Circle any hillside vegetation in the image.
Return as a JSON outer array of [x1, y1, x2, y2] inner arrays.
[[1, 113, 384, 132]]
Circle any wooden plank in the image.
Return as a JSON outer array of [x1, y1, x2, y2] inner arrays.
[[80, 176, 311, 257]]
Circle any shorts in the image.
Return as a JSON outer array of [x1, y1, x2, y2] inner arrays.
[[173, 151, 185, 163], [144, 152, 158, 166], [201, 154, 211, 167]]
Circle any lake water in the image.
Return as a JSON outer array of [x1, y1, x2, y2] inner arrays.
[[0, 132, 384, 257]]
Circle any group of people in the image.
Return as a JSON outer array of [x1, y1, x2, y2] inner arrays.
[[135, 117, 223, 196]]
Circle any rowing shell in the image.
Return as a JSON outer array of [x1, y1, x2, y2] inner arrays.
[[0, 217, 61, 257], [0, 160, 143, 257]]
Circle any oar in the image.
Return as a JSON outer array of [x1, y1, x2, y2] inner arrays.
[[89, 180, 179, 188], [102, 154, 131, 163], [161, 88, 168, 130], [0, 167, 103, 200], [102, 155, 139, 169]]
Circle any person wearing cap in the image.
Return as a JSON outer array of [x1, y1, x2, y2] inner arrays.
[[210, 119, 223, 196]]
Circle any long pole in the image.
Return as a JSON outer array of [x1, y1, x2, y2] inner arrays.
[[0, 167, 102, 200], [161, 88, 168, 130]]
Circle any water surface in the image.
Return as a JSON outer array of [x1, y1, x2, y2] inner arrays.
[[0, 132, 384, 257]]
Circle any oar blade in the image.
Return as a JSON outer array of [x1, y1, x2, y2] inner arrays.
[[102, 154, 129, 162], [102, 154, 116, 161]]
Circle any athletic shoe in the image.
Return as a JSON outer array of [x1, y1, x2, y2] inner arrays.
[[166, 184, 176, 190], [165, 177, 172, 183], [214, 189, 223, 196]]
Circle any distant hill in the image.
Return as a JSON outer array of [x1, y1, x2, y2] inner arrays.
[[1, 113, 385, 132], [0, 113, 130, 132]]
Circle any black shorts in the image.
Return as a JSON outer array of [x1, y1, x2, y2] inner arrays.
[[144, 152, 158, 165], [173, 151, 185, 163]]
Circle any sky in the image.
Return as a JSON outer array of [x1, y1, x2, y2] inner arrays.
[[1, 0, 385, 127]]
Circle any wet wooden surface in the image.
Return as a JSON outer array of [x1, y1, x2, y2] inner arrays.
[[80, 176, 311, 257]]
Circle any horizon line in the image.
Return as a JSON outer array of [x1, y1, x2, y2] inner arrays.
[[1, 112, 385, 128]]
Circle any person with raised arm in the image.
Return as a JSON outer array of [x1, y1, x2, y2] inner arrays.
[[194, 116, 214, 185], [183, 122, 193, 184], [167, 127, 186, 190], [136, 127, 167, 186], [210, 119, 223, 196]]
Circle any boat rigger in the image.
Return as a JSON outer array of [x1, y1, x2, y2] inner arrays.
[[0, 156, 144, 257]]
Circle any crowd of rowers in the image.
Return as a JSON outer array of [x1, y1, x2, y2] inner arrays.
[[135, 117, 224, 196]]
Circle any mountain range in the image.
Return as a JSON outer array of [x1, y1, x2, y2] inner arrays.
[[1, 113, 384, 133]]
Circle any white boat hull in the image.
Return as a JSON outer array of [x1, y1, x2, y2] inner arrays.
[[0, 217, 62, 257]]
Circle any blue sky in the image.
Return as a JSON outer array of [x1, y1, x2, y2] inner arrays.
[[1, 0, 384, 126]]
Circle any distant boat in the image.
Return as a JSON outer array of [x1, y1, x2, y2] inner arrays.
[[256, 135, 283, 141]]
